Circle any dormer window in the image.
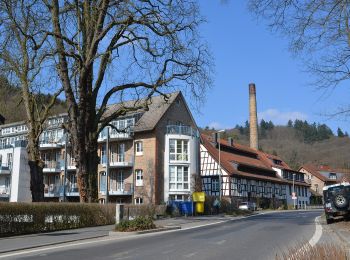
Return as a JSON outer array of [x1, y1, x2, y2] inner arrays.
[[329, 173, 337, 180]]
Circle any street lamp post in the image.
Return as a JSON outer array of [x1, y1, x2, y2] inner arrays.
[[106, 127, 110, 204], [292, 173, 296, 209], [62, 131, 68, 202], [217, 130, 225, 200]]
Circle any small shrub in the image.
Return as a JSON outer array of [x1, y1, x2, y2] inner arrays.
[[0, 202, 115, 237], [115, 216, 156, 232]]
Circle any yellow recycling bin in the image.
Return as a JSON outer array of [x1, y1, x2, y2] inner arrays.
[[192, 192, 205, 214], [195, 202, 204, 213]]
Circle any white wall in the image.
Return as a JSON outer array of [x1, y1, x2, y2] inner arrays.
[[11, 148, 31, 202], [163, 134, 199, 202]]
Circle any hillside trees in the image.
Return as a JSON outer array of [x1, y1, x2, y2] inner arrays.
[[0, 1, 62, 201], [248, 0, 350, 116], [42, 0, 211, 202]]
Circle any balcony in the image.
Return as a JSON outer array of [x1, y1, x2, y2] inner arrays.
[[0, 164, 11, 174], [44, 184, 61, 197], [166, 125, 199, 137], [66, 183, 79, 196], [0, 187, 10, 197], [43, 161, 62, 173], [101, 154, 133, 168], [98, 128, 133, 142], [39, 137, 64, 149], [109, 182, 133, 195]]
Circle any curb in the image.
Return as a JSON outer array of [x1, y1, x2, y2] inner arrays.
[[0, 234, 107, 255], [109, 226, 181, 236]]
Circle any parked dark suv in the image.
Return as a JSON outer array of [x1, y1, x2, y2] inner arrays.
[[323, 183, 350, 224]]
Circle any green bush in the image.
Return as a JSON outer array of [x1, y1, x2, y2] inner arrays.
[[0, 202, 115, 237], [115, 216, 156, 232]]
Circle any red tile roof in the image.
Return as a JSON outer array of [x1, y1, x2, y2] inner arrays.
[[299, 164, 337, 183], [201, 134, 309, 186]]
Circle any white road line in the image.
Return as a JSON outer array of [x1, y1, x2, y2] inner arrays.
[[309, 216, 322, 247], [184, 252, 198, 258], [215, 239, 226, 245], [0, 214, 259, 258]]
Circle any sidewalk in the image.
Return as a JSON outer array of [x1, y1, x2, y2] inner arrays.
[[318, 215, 350, 258], [0, 214, 244, 254]]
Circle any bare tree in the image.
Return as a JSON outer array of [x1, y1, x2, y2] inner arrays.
[[0, 0, 62, 201], [41, 0, 211, 202], [248, 1, 350, 115]]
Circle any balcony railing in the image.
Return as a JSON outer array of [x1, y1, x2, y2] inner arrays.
[[0, 140, 27, 150], [98, 127, 133, 142], [0, 187, 10, 195], [0, 164, 11, 174], [39, 137, 64, 149], [166, 125, 199, 137], [109, 182, 132, 195], [101, 154, 133, 167], [43, 161, 62, 172]]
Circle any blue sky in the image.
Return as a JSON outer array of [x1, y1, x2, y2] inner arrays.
[[193, 1, 350, 133]]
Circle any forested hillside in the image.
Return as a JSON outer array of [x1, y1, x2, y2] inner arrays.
[[0, 76, 66, 124], [202, 120, 350, 170]]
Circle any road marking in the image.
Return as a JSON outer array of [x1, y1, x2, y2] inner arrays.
[[184, 252, 198, 258], [0, 214, 259, 258], [215, 239, 226, 245], [309, 216, 322, 247]]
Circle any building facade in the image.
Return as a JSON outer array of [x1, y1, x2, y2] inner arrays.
[[0, 92, 200, 204], [299, 164, 349, 197], [200, 134, 310, 208]]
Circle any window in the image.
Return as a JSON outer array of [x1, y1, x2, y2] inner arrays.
[[315, 184, 319, 193], [169, 139, 188, 161], [135, 141, 143, 155], [99, 172, 106, 193], [170, 194, 185, 201], [329, 173, 337, 180], [136, 170, 143, 186], [135, 197, 143, 204], [212, 178, 219, 192], [169, 166, 189, 191]]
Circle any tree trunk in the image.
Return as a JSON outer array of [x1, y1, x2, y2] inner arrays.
[[27, 140, 44, 202], [76, 140, 99, 203]]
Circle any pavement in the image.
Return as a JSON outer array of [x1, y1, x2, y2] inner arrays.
[[0, 210, 322, 260], [0, 214, 248, 254], [321, 216, 350, 255]]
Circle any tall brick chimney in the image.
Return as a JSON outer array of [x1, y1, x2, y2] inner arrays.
[[249, 83, 258, 150]]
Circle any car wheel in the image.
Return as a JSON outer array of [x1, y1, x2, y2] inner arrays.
[[333, 194, 349, 209]]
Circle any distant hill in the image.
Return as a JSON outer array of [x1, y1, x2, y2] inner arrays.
[[0, 76, 66, 124], [201, 120, 350, 171]]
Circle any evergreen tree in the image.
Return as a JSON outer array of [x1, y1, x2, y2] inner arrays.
[[337, 127, 345, 137], [287, 120, 293, 127]]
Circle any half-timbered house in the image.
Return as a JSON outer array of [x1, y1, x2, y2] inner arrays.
[[200, 134, 310, 208]]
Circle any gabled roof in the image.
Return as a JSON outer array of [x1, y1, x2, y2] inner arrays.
[[201, 134, 310, 186], [105, 91, 185, 132], [299, 164, 337, 183], [201, 134, 288, 184]]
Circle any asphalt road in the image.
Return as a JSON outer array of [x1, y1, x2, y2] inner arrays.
[[6, 211, 322, 260]]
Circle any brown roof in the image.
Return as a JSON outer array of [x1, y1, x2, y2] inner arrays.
[[201, 134, 290, 184], [258, 152, 292, 170], [299, 164, 337, 183], [105, 91, 181, 132]]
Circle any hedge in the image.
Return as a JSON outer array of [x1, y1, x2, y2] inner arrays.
[[0, 203, 115, 237]]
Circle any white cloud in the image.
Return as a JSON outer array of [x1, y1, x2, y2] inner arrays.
[[258, 109, 308, 125], [208, 121, 224, 130]]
